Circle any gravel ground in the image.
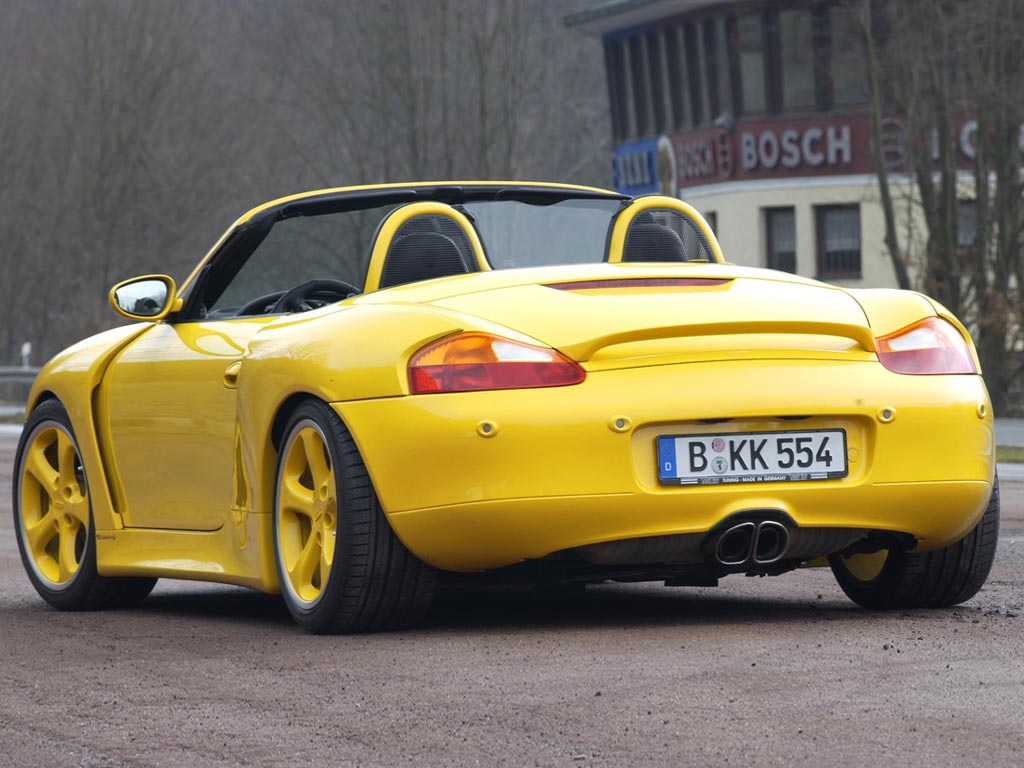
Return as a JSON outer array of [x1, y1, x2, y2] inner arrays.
[[1, 432, 1021, 767]]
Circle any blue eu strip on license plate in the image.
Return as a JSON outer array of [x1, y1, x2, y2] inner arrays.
[[656, 429, 848, 486]]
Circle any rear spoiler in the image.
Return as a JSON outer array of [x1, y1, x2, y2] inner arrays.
[[563, 320, 877, 361]]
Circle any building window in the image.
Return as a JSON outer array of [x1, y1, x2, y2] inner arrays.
[[663, 26, 687, 129], [779, 9, 816, 111], [628, 36, 652, 138], [702, 17, 731, 121], [829, 5, 865, 106], [765, 207, 797, 273], [737, 12, 767, 115], [957, 199, 977, 249], [645, 30, 668, 133], [604, 39, 629, 142], [816, 205, 861, 279], [611, 37, 638, 140], [957, 198, 979, 265], [683, 22, 704, 124]]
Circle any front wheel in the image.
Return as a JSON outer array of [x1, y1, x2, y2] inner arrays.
[[830, 477, 1000, 609], [13, 399, 157, 610], [273, 400, 436, 633]]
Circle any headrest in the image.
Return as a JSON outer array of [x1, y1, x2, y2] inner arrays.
[[621, 223, 687, 262], [378, 229, 472, 289]]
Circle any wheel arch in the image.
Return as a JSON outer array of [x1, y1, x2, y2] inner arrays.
[[22, 325, 154, 532], [259, 390, 376, 498], [256, 390, 415, 560], [27, 389, 58, 414], [246, 391, 323, 525], [270, 392, 320, 452]]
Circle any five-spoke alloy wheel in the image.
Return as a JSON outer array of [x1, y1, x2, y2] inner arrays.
[[13, 399, 156, 610], [273, 400, 435, 633], [275, 417, 338, 608]]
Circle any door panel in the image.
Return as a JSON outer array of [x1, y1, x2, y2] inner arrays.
[[105, 319, 269, 531]]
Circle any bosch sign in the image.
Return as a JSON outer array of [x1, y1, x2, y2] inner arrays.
[[612, 116, 873, 192], [738, 125, 852, 171]]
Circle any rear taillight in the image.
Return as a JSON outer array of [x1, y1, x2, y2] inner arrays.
[[408, 333, 585, 394], [876, 317, 977, 375]]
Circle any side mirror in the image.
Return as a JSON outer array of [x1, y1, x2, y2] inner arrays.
[[109, 275, 178, 321]]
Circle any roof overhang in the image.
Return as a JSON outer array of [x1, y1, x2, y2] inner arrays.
[[565, 0, 720, 36]]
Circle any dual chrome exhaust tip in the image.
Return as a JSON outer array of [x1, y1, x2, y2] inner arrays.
[[714, 520, 790, 567]]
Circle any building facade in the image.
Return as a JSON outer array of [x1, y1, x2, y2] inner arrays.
[[567, 0, 969, 288]]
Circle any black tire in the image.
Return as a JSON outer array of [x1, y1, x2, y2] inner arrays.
[[12, 399, 157, 611], [830, 477, 1000, 609], [272, 399, 436, 633]]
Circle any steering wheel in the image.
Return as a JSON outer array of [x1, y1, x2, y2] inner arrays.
[[269, 279, 360, 314], [236, 291, 287, 316]]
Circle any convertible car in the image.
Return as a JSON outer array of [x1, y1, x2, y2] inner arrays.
[[13, 182, 998, 633]]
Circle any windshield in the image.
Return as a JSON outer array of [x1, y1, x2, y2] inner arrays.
[[464, 198, 621, 268], [200, 194, 625, 318]]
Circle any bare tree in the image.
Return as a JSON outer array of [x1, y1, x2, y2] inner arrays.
[[0, 7, 42, 363], [41, 2, 219, 340], [864, 0, 1024, 412], [249, 0, 609, 184], [0, 1, 261, 363], [0, 0, 610, 371]]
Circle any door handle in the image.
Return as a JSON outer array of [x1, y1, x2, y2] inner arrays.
[[223, 361, 242, 389]]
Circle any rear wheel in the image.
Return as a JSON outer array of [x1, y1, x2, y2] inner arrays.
[[13, 399, 157, 610], [273, 400, 436, 633], [830, 477, 1000, 609]]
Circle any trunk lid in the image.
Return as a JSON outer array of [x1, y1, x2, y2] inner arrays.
[[411, 264, 875, 366]]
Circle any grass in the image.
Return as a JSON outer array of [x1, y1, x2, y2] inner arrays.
[[996, 445, 1024, 463]]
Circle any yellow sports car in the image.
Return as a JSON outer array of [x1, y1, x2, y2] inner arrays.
[[13, 182, 998, 633]]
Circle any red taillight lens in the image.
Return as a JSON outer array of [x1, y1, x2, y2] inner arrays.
[[876, 317, 977, 375], [408, 333, 586, 393]]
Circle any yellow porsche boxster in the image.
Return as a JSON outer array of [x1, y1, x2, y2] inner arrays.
[[13, 182, 998, 633]]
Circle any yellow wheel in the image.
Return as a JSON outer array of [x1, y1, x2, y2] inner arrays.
[[275, 420, 337, 607], [14, 399, 157, 610], [829, 478, 999, 609], [13, 400, 156, 610], [272, 400, 436, 633], [18, 418, 90, 588], [834, 550, 889, 584]]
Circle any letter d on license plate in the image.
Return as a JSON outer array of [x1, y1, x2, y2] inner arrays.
[[656, 429, 848, 486]]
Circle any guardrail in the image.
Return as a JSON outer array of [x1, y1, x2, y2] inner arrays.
[[0, 366, 38, 408], [0, 366, 39, 385]]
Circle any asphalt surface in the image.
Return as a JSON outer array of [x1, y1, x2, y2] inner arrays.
[[0, 430, 1022, 767]]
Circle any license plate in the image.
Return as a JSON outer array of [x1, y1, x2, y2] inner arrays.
[[657, 429, 848, 486]]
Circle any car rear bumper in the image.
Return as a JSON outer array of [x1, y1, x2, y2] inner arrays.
[[336, 359, 994, 572]]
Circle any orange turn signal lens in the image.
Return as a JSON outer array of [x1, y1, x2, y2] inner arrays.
[[408, 333, 586, 393], [876, 317, 977, 375]]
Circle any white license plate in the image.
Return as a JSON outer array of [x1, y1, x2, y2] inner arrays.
[[657, 429, 848, 486]]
